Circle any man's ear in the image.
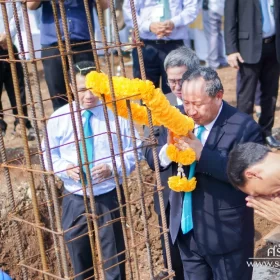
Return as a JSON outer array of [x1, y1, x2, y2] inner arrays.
[[244, 167, 263, 180], [216, 90, 224, 99]]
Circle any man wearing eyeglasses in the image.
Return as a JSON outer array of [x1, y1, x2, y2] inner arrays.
[[164, 46, 200, 105]]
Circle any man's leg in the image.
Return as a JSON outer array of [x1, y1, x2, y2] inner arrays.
[[204, 243, 254, 280], [12, 45, 33, 130], [0, 50, 7, 135], [203, 10, 224, 69], [132, 44, 161, 88], [41, 45, 68, 111], [94, 189, 125, 280], [237, 62, 260, 116], [72, 42, 94, 64], [62, 193, 95, 280], [158, 204, 184, 279], [177, 230, 212, 280], [258, 41, 280, 137]]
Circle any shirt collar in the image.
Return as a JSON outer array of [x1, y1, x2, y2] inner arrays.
[[75, 100, 102, 117], [195, 102, 223, 132]]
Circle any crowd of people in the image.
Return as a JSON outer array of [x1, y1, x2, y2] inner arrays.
[[1, 1, 280, 280]]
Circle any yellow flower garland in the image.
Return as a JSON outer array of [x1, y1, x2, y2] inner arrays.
[[86, 71, 197, 192]]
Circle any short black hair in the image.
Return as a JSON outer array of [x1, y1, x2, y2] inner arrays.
[[73, 61, 96, 77], [182, 66, 223, 97], [227, 142, 270, 188]]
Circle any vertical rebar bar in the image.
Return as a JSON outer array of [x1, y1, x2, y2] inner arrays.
[[13, 2, 63, 277]]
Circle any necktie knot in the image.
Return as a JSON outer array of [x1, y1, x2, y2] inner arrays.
[[83, 110, 93, 120], [197, 125, 206, 140]]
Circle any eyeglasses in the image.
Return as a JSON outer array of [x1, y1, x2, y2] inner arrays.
[[167, 79, 183, 88]]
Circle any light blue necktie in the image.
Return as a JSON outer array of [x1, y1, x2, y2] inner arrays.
[[260, 0, 271, 34], [159, 0, 171, 22], [181, 125, 206, 234], [80, 110, 94, 184]]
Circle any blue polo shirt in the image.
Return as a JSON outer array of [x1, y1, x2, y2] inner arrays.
[[41, 0, 94, 46]]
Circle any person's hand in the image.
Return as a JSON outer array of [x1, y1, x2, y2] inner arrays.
[[174, 132, 203, 160], [66, 163, 80, 182], [246, 196, 280, 224], [227, 52, 244, 69], [160, 20, 174, 37], [91, 163, 112, 182], [167, 129, 174, 145], [149, 22, 167, 37]]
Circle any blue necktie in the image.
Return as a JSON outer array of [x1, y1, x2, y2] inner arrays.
[[260, 0, 271, 33], [80, 110, 94, 184], [159, 0, 171, 22], [181, 125, 206, 234]]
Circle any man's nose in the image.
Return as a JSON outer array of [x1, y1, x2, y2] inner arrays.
[[188, 106, 197, 116]]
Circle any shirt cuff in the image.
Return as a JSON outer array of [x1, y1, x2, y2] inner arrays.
[[141, 21, 152, 33], [159, 144, 172, 168]]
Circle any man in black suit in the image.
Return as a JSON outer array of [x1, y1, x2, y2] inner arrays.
[[145, 67, 263, 279], [224, 0, 280, 148], [143, 46, 200, 280]]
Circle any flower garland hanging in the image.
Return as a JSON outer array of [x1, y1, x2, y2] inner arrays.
[[86, 71, 197, 192]]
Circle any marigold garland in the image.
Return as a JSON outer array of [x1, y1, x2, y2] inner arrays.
[[86, 71, 197, 193], [168, 176, 197, 192], [166, 144, 196, 166]]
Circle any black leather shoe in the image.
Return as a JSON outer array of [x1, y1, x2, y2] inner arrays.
[[265, 135, 280, 149], [0, 119, 7, 137]]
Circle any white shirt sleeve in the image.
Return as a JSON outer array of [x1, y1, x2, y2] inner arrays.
[[159, 143, 172, 168]]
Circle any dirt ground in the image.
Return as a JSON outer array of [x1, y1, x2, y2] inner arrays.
[[0, 59, 279, 279]]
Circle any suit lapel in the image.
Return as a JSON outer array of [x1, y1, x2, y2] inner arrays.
[[204, 101, 228, 150], [254, 0, 261, 15]]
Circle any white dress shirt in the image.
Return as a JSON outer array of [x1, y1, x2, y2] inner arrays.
[[123, 0, 199, 41], [159, 103, 223, 168], [0, 2, 22, 42], [43, 101, 142, 196], [207, 0, 225, 16]]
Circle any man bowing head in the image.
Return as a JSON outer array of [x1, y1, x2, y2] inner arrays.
[[169, 67, 263, 280]]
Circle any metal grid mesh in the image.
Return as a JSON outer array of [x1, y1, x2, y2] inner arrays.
[[0, 1, 174, 279]]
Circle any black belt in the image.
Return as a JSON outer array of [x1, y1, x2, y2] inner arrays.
[[141, 39, 184, 45], [263, 35, 275, 44]]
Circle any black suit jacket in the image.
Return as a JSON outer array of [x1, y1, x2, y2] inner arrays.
[[143, 106, 185, 215], [145, 102, 263, 255], [224, 0, 280, 63]]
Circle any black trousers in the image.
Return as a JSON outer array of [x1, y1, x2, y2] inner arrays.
[[0, 45, 31, 129], [177, 230, 254, 280], [132, 40, 184, 94], [159, 203, 184, 280], [237, 40, 280, 137], [41, 41, 94, 111], [62, 188, 125, 280]]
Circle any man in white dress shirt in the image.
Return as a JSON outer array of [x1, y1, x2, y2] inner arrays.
[[44, 61, 141, 280], [123, 0, 199, 94]]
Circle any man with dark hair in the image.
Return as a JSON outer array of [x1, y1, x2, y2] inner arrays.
[[227, 142, 280, 224], [43, 61, 141, 280], [145, 66, 263, 279]]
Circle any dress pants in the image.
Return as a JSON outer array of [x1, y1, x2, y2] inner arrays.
[[0, 45, 32, 129], [202, 10, 227, 69], [177, 230, 254, 280], [158, 203, 184, 280], [237, 39, 280, 137], [62, 188, 125, 280], [41, 41, 94, 111], [132, 40, 184, 94]]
